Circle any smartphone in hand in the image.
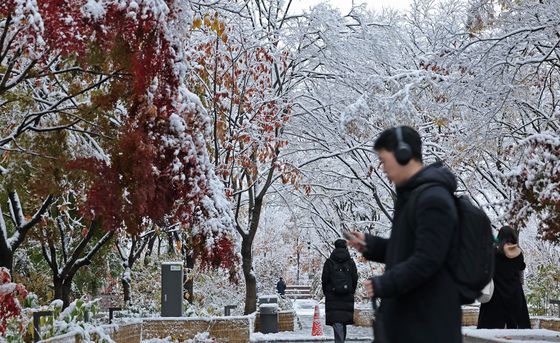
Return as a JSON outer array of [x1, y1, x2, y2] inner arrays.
[[342, 231, 366, 246]]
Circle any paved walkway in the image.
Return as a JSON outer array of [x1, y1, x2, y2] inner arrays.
[[252, 316, 560, 342], [463, 328, 560, 343], [251, 311, 373, 342]]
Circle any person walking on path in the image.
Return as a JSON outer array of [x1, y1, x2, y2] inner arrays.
[[346, 126, 462, 343], [276, 277, 286, 296], [477, 226, 531, 329], [322, 239, 358, 343]]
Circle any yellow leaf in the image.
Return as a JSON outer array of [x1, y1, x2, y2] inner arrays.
[[193, 18, 202, 29], [217, 22, 225, 36], [175, 240, 182, 252], [211, 18, 219, 32]]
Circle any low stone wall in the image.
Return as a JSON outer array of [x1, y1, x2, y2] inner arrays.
[[39, 324, 142, 343], [254, 310, 295, 332], [279, 310, 295, 331], [461, 308, 560, 331], [462, 307, 479, 326], [142, 317, 251, 342], [39, 317, 249, 343], [354, 306, 481, 328], [353, 306, 373, 327], [103, 323, 142, 343], [39, 332, 80, 343], [532, 317, 560, 331], [353, 306, 483, 328]]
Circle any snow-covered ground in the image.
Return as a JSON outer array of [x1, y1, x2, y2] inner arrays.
[[251, 299, 373, 342], [292, 299, 325, 317], [463, 328, 560, 343]]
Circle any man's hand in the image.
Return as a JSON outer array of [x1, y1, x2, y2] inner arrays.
[[345, 231, 366, 253], [363, 279, 375, 298]]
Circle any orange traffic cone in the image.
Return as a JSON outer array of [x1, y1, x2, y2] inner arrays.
[[311, 304, 323, 336]]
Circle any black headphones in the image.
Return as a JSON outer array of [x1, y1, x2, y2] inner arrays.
[[394, 126, 412, 165]]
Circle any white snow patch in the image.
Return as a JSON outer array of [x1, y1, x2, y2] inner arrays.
[[169, 114, 186, 134], [82, 0, 106, 20]]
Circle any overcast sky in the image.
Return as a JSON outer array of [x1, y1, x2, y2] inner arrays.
[[289, 0, 412, 14]]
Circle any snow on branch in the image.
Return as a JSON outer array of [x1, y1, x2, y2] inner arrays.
[[504, 131, 560, 242]]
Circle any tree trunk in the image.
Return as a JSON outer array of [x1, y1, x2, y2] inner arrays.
[[184, 253, 194, 304], [241, 196, 264, 314], [52, 277, 73, 309], [47, 224, 113, 309], [53, 278, 62, 300], [0, 248, 13, 271], [60, 280, 73, 309], [122, 273, 132, 305], [53, 277, 69, 307], [242, 237, 257, 314], [0, 194, 54, 272]]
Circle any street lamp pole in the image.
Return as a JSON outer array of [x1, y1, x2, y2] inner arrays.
[[296, 237, 300, 284]]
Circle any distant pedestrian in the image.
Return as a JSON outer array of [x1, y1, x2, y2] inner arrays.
[[477, 226, 531, 329], [276, 277, 286, 296], [322, 239, 358, 343]]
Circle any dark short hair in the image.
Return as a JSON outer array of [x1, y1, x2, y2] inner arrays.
[[334, 239, 347, 249], [373, 126, 423, 162], [497, 225, 518, 245]]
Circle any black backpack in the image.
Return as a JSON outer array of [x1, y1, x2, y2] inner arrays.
[[329, 259, 353, 295], [408, 183, 495, 304]]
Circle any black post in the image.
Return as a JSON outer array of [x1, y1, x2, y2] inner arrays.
[[224, 305, 237, 316], [108, 307, 122, 324], [33, 311, 53, 343]]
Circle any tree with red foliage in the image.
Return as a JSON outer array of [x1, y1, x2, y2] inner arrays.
[[187, 8, 302, 313], [1, 0, 238, 307]]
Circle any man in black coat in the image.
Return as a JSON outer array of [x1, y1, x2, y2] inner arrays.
[[276, 277, 286, 296], [322, 239, 358, 343], [347, 126, 462, 343]]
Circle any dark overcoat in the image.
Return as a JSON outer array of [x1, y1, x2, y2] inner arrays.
[[322, 247, 358, 326], [364, 163, 462, 343], [276, 280, 286, 295], [477, 250, 531, 329]]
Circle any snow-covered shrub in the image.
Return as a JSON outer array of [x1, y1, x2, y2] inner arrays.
[[526, 263, 560, 316], [21, 297, 115, 343], [187, 332, 216, 342], [0, 267, 29, 341], [187, 268, 244, 316], [122, 260, 161, 317], [504, 133, 560, 243]]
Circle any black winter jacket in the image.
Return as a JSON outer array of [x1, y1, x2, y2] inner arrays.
[[477, 250, 530, 329], [364, 163, 462, 343], [322, 247, 358, 326]]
